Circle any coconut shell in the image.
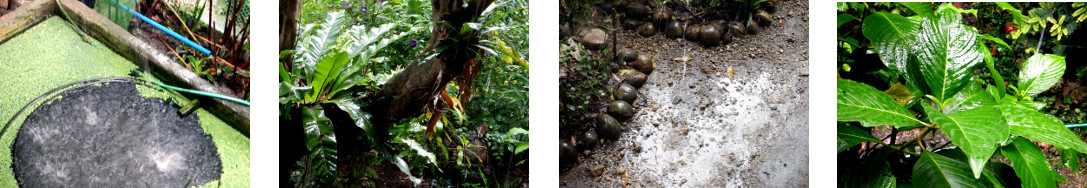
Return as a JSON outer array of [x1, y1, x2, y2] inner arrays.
[[619, 48, 639, 62], [596, 114, 623, 140], [665, 20, 684, 38], [620, 70, 648, 88], [638, 22, 656, 37], [700, 24, 720, 47], [607, 100, 634, 120], [614, 83, 638, 103], [632, 54, 655, 74], [684, 23, 701, 42]]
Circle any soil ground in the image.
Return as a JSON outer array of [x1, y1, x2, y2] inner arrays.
[[560, 0, 810, 187]]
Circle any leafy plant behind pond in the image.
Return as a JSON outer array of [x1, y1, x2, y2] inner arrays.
[[281, 0, 529, 186], [837, 3, 1087, 187]]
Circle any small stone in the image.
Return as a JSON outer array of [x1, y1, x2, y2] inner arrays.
[[581, 28, 608, 50], [590, 164, 606, 177]]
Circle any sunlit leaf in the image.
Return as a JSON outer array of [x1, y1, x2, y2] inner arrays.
[[302, 105, 337, 179], [307, 52, 350, 103], [838, 79, 920, 128], [999, 105, 1087, 154], [924, 105, 1007, 178], [862, 12, 919, 81], [1060, 148, 1081, 173], [912, 9, 985, 102], [947, 82, 996, 114], [297, 11, 345, 80], [899, 2, 933, 17], [1017, 54, 1065, 99]]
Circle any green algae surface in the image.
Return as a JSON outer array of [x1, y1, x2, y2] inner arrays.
[[0, 17, 248, 187]]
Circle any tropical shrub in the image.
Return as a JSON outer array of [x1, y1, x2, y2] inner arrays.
[[837, 3, 1087, 187], [280, 0, 529, 186]]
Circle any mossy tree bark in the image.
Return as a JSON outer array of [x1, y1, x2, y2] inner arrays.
[[369, 0, 494, 121], [279, 0, 299, 70]]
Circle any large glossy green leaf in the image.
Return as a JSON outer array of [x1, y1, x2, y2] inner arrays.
[[838, 14, 861, 28], [1000, 137, 1065, 188], [863, 12, 920, 77], [838, 79, 920, 128], [913, 152, 993, 188], [947, 82, 996, 114], [1060, 148, 1080, 173], [279, 82, 312, 104], [396, 138, 437, 165], [389, 155, 423, 185], [1017, 54, 1065, 98], [900, 2, 933, 17], [936, 148, 1008, 188], [1000, 105, 1087, 154], [924, 105, 1007, 178], [330, 98, 373, 138], [978, 35, 1011, 50], [302, 105, 337, 177], [307, 52, 350, 103], [912, 10, 985, 102], [298, 11, 345, 81], [838, 123, 881, 153]]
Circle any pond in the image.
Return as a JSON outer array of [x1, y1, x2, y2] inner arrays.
[[0, 16, 249, 187]]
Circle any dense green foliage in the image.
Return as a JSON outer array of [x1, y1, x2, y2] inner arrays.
[[837, 2, 1087, 187], [280, 0, 528, 187]]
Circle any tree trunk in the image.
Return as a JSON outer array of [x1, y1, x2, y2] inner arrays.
[[278, 0, 299, 70], [369, 0, 494, 121]]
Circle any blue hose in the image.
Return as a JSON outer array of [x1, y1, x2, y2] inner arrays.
[[1068, 123, 1087, 128], [115, 3, 212, 56]]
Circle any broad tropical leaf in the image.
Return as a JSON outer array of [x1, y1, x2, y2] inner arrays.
[[838, 79, 920, 128], [912, 9, 985, 102], [947, 82, 996, 114], [838, 14, 861, 28], [863, 12, 920, 78], [1060, 148, 1081, 173], [838, 123, 880, 153], [1000, 137, 1065, 188], [913, 152, 994, 188], [1000, 105, 1087, 154], [297, 11, 345, 81], [900, 2, 934, 17], [389, 155, 423, 185], [936, 148, 1008, 188], [302, 105, 337, 178], [330, 98, 374, 138], [307, 52, 350, 103], [397, 138, 437, 165], [924, 105, 1007, 178], [1017, 54, 1065, 98], [978, 35, 1011, 50]]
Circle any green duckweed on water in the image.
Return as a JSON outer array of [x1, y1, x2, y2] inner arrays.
[[0, 17, 248, 187]]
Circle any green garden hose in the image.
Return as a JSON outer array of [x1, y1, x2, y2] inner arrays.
[[152, 81, 250, 106]]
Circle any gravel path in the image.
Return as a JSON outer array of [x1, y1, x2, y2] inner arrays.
[[560, 0, 809, 187]]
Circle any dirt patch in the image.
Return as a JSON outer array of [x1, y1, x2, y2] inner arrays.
[[560, 0, 809, 187]]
